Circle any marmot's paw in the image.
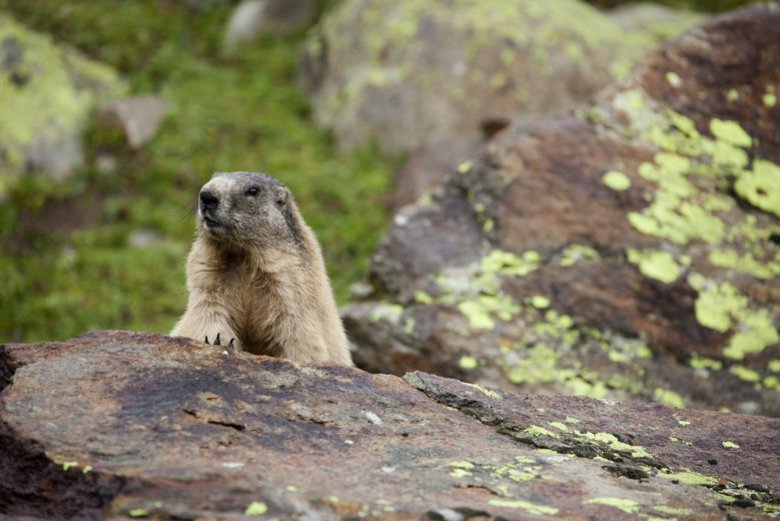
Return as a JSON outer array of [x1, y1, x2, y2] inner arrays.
[[204, 333, 236, 349]]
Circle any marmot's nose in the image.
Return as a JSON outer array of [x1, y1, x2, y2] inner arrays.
[[199, 190, 219, 212]]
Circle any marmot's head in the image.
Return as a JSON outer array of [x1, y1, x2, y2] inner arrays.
[[197, 172, 304, 253]]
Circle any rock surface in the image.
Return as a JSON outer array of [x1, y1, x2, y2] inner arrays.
[[224, 0, 316, 49], [343, 5, 780, 417], [0, 13, 125, 191], [1, 331, 778, 520], [97, 96, 169, 149], [300, 0, 700, 155]]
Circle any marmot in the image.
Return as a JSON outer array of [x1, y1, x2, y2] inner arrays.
[[171, 171, 353, 366]]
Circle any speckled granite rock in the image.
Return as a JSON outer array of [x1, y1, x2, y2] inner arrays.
[[343, 5, 780, 417], [0, 13, 125, 191], [300, 0, 700, 155], [1, 331, 778, 519]]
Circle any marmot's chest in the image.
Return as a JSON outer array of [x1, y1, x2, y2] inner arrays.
[[222, 270, 290, 357]]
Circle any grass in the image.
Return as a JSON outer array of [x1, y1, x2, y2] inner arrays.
[[0, 0, 395, 343]]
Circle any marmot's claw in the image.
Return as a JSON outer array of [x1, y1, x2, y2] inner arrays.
[[228, 338, 236, 349], [204, 335, 210, 344], [214, 333, 222, 346]]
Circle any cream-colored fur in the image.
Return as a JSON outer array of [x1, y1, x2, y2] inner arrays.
[[171, 172, 353, 366]]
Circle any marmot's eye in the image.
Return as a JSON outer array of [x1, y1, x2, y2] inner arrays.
[[276, 197, 286, 207], [245, 186, 259, 196]]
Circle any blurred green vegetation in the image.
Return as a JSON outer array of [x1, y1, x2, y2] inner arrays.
[[589, 0, 754, 10], [0, 0, 393, 342], [0, 0, 759, 343]]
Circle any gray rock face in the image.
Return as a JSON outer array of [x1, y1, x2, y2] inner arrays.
[[97, 95, 169, 149], [1, 331, 778, 519], [0, 14, 125, 192], [300, 0, 700, 155], [343, 5, 780, 417], [224, 0, 316, 49]]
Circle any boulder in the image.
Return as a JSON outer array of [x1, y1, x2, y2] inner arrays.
[[224, 0, 316, 49], [343, 5, 780, 416], [1, 331, 778, 519], [608, 2, 708, 41], [300, 0, 700, 155], [97, 96, 169, 149], [0, 14, 125, 192]]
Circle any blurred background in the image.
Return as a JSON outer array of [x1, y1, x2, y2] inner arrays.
[[0, 0, 756, 343]]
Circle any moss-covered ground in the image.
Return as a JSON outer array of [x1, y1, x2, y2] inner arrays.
[[0, 0, 394, 342]]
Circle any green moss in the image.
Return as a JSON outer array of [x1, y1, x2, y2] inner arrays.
[[602, 170, 631, 191], [585, 497, 640, 514]]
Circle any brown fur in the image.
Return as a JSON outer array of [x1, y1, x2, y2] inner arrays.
[[171, 172, 353, 365]]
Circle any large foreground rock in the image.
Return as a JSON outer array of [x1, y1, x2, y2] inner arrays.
[[343, 5, 780, 417], [1, 331, 778, 519], [300, 0, 701, 155], [0, 14, 125, 192]]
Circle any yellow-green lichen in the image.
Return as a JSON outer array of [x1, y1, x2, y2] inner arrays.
[[414, 291, 433, 305], [652, 505, 692, 516], [726, 89, 740, 101], [691, 279, 779, 360], [524, 425, 561, 439], [488, 498, 559, 516], [721, 440, 740, 449], [244, 501, 268, 516], [689, 353, 722, 371], [769, 360, 780, 373], [482, 249, 541, 277], [529, 295, 550, 309], [458, 294, 520, 330], [548, 421, 569, 432], [575, 431, 653, 459], [464, 382, 503, 400], [708, 249, 780, 280], [734, 159, 780, 218], [654, 388, 685, 408], [459, 355, 479, 369], [559, 244, 600, 266], [128, 509, 150, 518], [585, 497, 640, 514], [665, 72, 682, 88], [709, 119, 753, 148], [764, 92, 777, 108], [660, 469, 717, 486], [729, 365, 761, 383], [602, 170, 632, 191], [627, 249, 682, 283]]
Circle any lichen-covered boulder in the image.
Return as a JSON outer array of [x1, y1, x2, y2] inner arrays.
[[1, 331, 778, 519], [343, 5, 780, 417], [300, 0, 698, 155], [0, 14, 125, 193]]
